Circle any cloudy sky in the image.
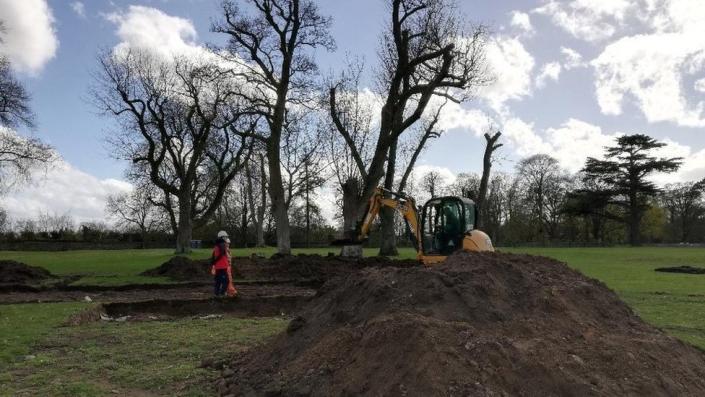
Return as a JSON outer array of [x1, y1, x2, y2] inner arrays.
[[0, 0, 704, 223]]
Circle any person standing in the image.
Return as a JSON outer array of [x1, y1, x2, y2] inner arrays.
[[212, 231, 230, 297]]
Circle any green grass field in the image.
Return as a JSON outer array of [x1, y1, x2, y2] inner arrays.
[[1, 247, 704, 395]]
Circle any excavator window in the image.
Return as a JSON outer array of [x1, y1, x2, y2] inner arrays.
[[422, 198, 465, 255], [464, 202, 476, 232]]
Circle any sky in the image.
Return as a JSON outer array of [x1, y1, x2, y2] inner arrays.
[[0, 0, 704, 224]]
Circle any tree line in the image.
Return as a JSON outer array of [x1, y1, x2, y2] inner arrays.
[[91, 0, 490, 254], [1, 1, 703, 253]]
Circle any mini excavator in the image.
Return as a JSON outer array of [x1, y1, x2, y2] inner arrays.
[[336, 187, 494, 265]]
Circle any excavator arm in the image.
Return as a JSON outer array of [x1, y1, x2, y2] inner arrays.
[[337, 187, 423, 251]]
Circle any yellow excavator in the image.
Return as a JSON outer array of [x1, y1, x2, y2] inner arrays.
[[337, 187, 494, 265]]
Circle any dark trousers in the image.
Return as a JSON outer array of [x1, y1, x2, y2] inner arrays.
[[214, 269, 228, 296]]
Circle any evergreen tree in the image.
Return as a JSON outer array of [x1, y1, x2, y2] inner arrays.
[[582, 134, 682, 246]]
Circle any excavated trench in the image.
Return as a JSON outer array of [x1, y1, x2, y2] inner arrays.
[[104, 295, 309, 318], [67, 295, 312, 325]]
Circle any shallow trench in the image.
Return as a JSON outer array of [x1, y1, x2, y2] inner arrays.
[[68, 295, 311, 325]]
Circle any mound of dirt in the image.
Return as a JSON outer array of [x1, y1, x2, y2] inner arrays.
[[141, 256, 213, 281], [234, 254, 419, 283], [0, 260, 55, 284], [218, 251, 705, 396], [655, 265, 705, 274]]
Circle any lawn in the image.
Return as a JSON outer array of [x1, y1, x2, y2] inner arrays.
[[0, 315, 287, 396], [1, 246, 705, 395]]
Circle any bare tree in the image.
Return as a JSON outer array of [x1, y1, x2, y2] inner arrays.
[[0, 208, 8, 233], [378, 103, 445, 255], [324, 60, 377, 252], [0, 57, 34, 129], [281, 113, 327, 210], [661, 180, 705, 243], [93, 51, 254, 253], [448, 172, 480, 199], [0, 22, 55, 190], [420, 170, 444, 198], [329, 0, 489, 255], [246, 152, 268, 247], [0, 128, 56, 191], [0, 22, 34, 129], [106, 187, 168, 248], [476, 130, 502, 227], [516, 154, 568, 242], [213, 0, 335, 255]]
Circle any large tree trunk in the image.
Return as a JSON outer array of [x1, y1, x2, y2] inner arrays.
[[628, 191, 641, 246], [140, 227, 148, 250], [341, 177, 363, 258], [175, 194, 193, 254], [628, 211, 641, 246], [682, 212, 689, 243], [246, 155, 267, 248], [254, 206, 266, 247], [478, 132, 502, 229], [378, 207, 398, 256], [240, 201, 248, 248], [269, 172, 291, 255], [379, 139, 398, 256]]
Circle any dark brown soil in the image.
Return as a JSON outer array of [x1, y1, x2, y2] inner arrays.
[[655, 265, 705, 274], [104, 295, 309, 318], [141, 256, 213, 281], [219, 251, 705, 397], [234, 254, 420, 284], [0, 260, 56, 284], [0, 283, 315, 305]]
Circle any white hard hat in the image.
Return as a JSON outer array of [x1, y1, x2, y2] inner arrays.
[[217, 230, 229, 238]]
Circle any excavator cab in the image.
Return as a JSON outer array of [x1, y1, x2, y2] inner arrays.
[[421, 197, 477, 256]]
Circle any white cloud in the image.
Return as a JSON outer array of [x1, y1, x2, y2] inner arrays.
[[533, 0, 634, 43], [104, 5, 205, 59], [0, 0, 58, 74], [560, 47, 585, 69], [510, 11, 534, 35], [501, 117, 705, 181], [650, 138, 705, 184], [502, 117, 552, 157], [677, 148, 705, 182], [1, 160, 132, 224], [536, 0, 705, 128], [479, 36, 535, 113], [436, 102, 492, 136], [536, 62, 562, 88], [592, 31, 705, 127], [695, 78, 705, 93], [543, 119, 621, 173], [71, 1, 86, 18]]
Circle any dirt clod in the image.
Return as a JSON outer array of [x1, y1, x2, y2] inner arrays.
[[141, 256, 212, 281], [0, 260, 55, 284], [220, 251, 705, 396], [655, 265, 705, 274]]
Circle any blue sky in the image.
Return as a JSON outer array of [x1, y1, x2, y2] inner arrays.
[[1, 0, 705, 222]]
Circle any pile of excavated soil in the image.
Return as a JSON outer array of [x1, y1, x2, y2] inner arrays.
[[234, 254, 419, 283], [218, 251, 705, 396], [141, 256, 213, 281], [0, 260, 55, 284], [142, 254, 420, 284], [655, 265, 705, 274]]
